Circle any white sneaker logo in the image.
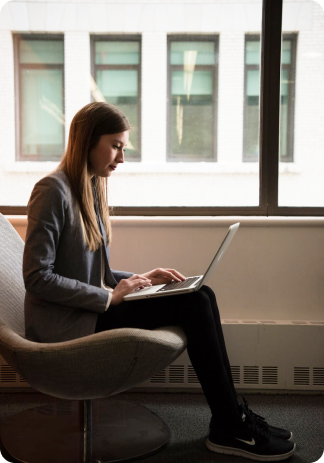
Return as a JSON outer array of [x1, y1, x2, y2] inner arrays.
[[236, 437, 256, 446]]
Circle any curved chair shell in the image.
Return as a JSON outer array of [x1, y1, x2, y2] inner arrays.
[[0, 214, 25, 338], [0, 213, 188, 401], [0, 320, 187, 400]]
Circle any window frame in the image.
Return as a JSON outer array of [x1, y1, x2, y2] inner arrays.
[[166, 34, 219, 162], [2, 0, 324, 217], [90, 34, 142, 162], [13, 33, 65, 162]]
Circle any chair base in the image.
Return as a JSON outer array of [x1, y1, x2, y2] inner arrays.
[[0, 397, 170, 463]]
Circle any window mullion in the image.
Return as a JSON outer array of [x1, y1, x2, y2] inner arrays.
[[259, 0, 283, 215]]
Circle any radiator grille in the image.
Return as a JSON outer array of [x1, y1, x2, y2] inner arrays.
[[294, 367, 310, 385], [150, 368, 166, 384], [231, 366, 241, 384], [1, 365, 16, 383], [262, 367, 278, 385], [313, 368, 324, 386], [169, 365, 185, 383], [243, 366, 259, 384], [187, 365, 199, 383]]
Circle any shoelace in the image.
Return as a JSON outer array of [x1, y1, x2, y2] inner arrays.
[[238, 394, 269, 431], [242, 410, 270, 441]]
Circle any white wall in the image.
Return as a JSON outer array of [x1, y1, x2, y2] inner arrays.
[[7, 215, 324, 322]]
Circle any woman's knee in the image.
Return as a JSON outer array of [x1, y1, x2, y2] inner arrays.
[[199, 285, 219, 309], [189, 288, 213, 309], [200, 284, 216, 299]]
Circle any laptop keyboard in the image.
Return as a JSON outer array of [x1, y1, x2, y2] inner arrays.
[[157, 276, 200, 292]]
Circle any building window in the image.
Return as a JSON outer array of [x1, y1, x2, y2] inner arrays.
[[14, 34, 65, 161], [167, 36, 219, 162], [90, 36, 141, 161], [243, 34, 296, 162]]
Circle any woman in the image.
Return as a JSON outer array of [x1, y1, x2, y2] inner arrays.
[[22, 102, 295, 461]]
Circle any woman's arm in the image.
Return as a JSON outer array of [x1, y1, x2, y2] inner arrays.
[[23, 176, 111, 314]]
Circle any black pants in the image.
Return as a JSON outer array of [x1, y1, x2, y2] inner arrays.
[[95, 285, 243, 433]]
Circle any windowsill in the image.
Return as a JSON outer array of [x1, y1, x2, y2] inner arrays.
[[5, 215, 324, 227], [4, 161, 303, 175]]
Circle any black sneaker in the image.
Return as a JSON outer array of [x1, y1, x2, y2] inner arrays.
[[206, 410, 296, 461], [237, 395, 293, 441]]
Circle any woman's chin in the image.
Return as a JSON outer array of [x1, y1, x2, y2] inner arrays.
[[95, 172, 111, 178]]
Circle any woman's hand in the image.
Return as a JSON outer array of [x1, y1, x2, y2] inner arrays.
[[111, 274, 152, 306], [139, 268, 186, 286]]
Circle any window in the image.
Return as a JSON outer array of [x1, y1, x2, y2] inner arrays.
[[14, 34, 65, 161], [1, 0, 324, 215], [243, 34, 296, 162], [278, 0, 324, 207], [167, 36, 219, 162], [90, 36, 141, 161]]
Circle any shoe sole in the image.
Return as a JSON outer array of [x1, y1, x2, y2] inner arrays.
[[205, 438, 296, 462]]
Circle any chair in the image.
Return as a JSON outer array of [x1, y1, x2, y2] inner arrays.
[[0, 213, 188, 463]]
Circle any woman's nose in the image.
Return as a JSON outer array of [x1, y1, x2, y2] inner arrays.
[[118, 151, 125, 163]]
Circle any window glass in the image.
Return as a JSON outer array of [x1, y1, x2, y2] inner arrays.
[[93, 40, 140, 160], [21, 69, 64, 157], [278, 0, 324, 207], [18, 37, 64, 161], [245, 40, 260, 65], [243, 36, 295, 163], [170, 41, 215, 65], [19, 40, 64, 64], [169, 40, 216, 161], [95, 41, 139, 65], [96, 70, 138, 98]]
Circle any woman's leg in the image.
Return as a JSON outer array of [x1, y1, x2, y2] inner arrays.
[[199, 285, 238, 398], [95, 285, 243, 434]]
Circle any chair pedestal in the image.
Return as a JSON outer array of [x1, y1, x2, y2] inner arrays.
[[0, 397, 170, 463]]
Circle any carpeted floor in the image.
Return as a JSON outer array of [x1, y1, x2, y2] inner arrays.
[[0, 390, 323, 463]]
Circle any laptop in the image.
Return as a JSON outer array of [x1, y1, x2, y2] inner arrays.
[[123, 222, 240, 301]]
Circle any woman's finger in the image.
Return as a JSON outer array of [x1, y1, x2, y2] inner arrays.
[[129, 274, 151, 283], [161, 270, 182, 282], [166, 269, 186, 280], [131, 278, 152, 287]]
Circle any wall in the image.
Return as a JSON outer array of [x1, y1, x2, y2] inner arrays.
[[7, 215, 324, 322]]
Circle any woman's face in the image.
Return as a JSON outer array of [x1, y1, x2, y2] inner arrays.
[[89, 130, 129, 178]]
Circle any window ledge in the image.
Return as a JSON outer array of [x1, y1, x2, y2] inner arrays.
[[4, 161, 302, 175], [5, 215, 324, 228]]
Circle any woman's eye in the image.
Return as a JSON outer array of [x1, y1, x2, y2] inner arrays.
[[113, 145, 126, 152]]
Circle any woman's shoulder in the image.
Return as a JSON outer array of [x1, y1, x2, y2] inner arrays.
[[28, 168, 72, 212], [33, 168, 71, 196]]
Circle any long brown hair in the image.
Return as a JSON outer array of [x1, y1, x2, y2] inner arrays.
[[56, 102, 132, 252]]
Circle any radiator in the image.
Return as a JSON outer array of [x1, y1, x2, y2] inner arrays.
[[1, 320, 323, 392], [135, 320, 324, 392]]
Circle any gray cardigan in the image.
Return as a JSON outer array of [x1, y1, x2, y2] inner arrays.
[[23, 168, 134, 343]]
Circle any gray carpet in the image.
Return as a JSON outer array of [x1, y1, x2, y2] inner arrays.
[[0, 390, 323, 463]]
